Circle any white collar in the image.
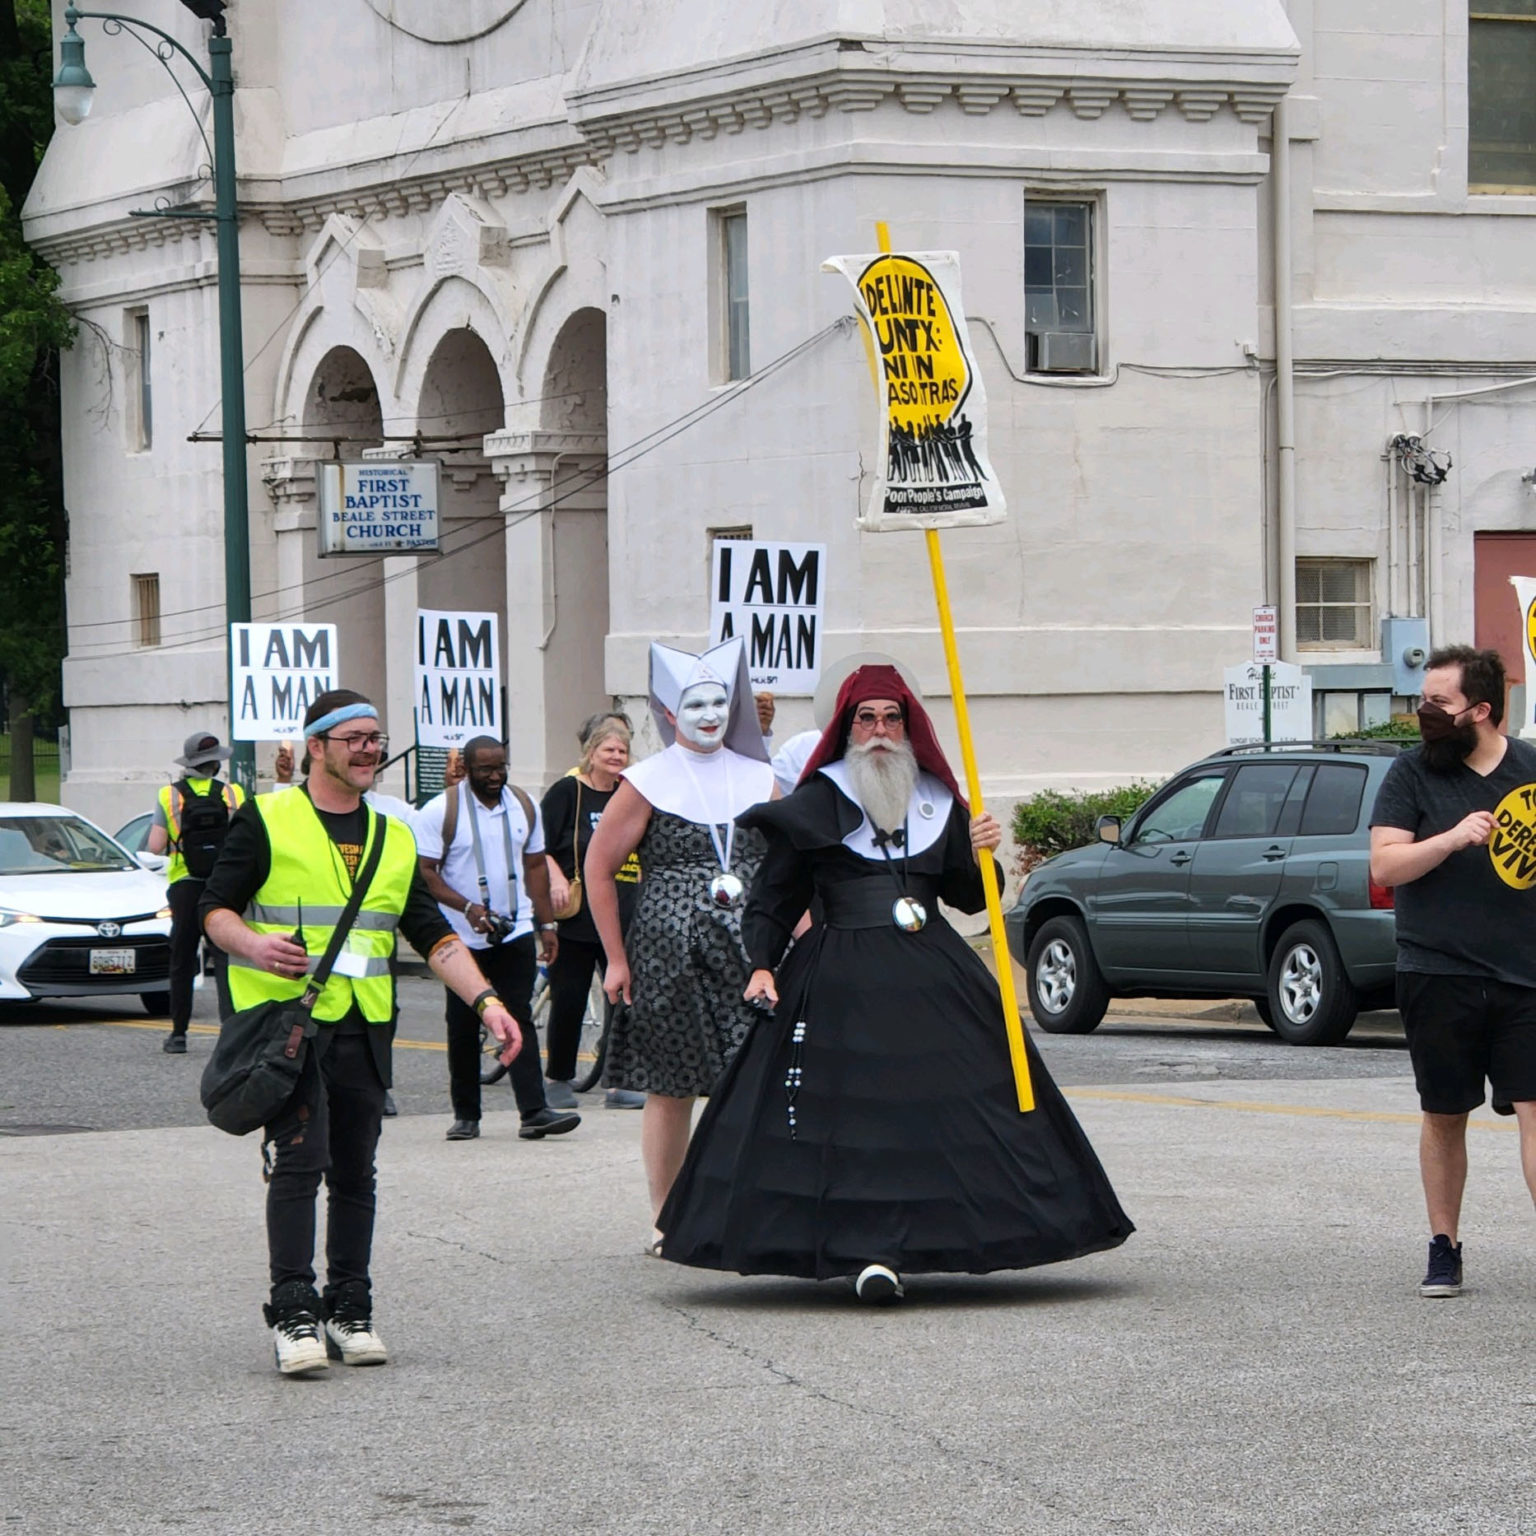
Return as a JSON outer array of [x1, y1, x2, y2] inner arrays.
[[623, 743, 776, 824], [819, 761, 952, 860]]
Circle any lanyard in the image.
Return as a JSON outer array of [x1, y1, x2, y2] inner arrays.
[[464, 783, 518, 914], [874, 821, 911, 896], [677, 749, 736, 874]]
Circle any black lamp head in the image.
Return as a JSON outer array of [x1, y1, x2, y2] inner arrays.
[[178, 0, 228, 34]]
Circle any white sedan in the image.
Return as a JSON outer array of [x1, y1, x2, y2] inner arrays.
[[0, 803, 172, 1012]]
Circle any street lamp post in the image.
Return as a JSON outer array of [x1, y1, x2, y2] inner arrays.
[[53, 1, 254, 791]]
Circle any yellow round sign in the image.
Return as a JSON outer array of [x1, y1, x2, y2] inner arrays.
[[1526, 596, 1536, 668], [857, 254, 973, 434], [1489, 783, 1536, 888]]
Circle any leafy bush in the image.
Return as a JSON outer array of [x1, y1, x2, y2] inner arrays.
[[1011, 781, 1161, 875], [1333, 719, 1419, 741]]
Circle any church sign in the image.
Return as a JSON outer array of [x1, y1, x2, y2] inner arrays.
[[318, 461, 440, 555], [710, 540, 825, 694], [823, 250, 1006, 533]]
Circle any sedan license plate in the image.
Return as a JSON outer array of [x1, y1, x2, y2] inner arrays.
[[89, 948, 136, 975]]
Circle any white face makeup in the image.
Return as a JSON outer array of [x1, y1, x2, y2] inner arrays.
[[675, 683, 729, 751]]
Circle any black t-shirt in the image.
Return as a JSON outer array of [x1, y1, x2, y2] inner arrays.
[[539, 774, 639, 946], [1370, 736, 1536, 985]]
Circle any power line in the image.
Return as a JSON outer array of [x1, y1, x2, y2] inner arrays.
[[70, 319, 849, 657]]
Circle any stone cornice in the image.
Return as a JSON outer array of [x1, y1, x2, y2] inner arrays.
[[569, 65, 1290, 159]]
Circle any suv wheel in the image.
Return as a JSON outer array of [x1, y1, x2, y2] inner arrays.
[[1026, 916, 1110, 1034], [1265, 919, 1357, 1046]]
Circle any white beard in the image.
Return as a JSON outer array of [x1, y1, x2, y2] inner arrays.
[[845, 738, 919, 836]]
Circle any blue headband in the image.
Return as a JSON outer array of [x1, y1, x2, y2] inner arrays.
[[306, 702, 378, 737]]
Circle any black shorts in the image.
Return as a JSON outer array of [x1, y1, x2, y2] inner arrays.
[[1396, 971, 1536, 1114]]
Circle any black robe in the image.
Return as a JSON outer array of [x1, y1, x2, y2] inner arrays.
[[657, 772, 1135, 1280]]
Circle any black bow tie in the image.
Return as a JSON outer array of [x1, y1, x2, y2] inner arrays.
[[872, 827, 906, 850]]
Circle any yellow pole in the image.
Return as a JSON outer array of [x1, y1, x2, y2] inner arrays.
[[873, 221, 1034, 1112]]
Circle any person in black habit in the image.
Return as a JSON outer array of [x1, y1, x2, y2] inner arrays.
[[656, 658, 1134, 1301]]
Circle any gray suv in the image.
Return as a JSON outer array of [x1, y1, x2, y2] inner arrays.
[[1006, 742, 1403, 1046]]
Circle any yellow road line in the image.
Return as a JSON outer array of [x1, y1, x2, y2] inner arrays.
[[1065, 1085, 1517, 1132]]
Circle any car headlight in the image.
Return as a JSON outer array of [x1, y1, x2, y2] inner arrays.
[[0, 909, 42, 928], [155, 906, 172, 920]]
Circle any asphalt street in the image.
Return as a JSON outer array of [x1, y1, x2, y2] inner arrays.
[[4, 981, 1535, 1535]]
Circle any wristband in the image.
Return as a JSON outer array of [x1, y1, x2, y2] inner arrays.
[[537, 922, 558, 932], [472, 989, 502, 1017]]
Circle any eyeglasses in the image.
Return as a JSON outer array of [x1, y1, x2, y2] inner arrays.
[[324, 731, 388, 753], [852, 709, 904, 731]]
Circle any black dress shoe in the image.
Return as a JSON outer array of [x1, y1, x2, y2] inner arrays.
[[381, 1092, 398, 1118], [445, 1119, 480, 1140], [162, 1032, 187, 1055], [518, 1108, 581, 1140]]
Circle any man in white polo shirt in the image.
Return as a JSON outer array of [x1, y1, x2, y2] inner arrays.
[[415, 735, 578, 1142]]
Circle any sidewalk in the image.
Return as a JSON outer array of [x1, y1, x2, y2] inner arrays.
[[3, 1076, 1530, 1535]]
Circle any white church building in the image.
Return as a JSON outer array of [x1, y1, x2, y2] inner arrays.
[[22, 0, 1536, 828]]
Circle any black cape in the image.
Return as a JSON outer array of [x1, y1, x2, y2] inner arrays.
[[657, 773, 1134, 1280]]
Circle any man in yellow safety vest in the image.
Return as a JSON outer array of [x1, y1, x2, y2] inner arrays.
[[201, 688, 523, 1378]]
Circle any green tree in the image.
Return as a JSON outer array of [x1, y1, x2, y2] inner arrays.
[[0, 0, 74, 800]]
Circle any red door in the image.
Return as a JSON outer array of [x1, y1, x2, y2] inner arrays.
[[1473, 532, 1536, 721]]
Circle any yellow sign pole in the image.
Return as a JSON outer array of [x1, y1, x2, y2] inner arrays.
[[873, 221, 1034, 1112]]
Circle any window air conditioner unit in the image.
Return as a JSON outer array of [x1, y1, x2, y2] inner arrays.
[[1035, 331, 1097, 373]]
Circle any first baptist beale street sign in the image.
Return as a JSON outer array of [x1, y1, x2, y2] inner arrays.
[[318, 461, 440, 555]]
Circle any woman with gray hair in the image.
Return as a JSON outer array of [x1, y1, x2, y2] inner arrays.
[[540, 713, 643, 1109]]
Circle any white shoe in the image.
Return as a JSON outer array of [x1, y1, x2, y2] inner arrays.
[[854, 1264, 904, 1303], [272, 1313, 330, 1377], [324, 1314, 389, 1367]]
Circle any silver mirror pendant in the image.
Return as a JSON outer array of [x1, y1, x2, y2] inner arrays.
[[709, 871, 745, 907], [892, 896, 928, 932]]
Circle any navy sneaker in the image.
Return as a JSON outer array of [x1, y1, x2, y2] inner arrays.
[[1420, 1234, 1463, 1297]]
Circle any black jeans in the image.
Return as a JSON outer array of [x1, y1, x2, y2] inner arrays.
[[545, 936, 606, 1082], [264, 1029, 386, 1301], [167, 877, 225, 1034], [446, 934, 544, 1121]]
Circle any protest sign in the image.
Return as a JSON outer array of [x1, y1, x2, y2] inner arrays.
[[231, 623, 339, 742], [822, 249, 1006, 532], [710, 541, 825, 694], [415, 610, 500, 750]]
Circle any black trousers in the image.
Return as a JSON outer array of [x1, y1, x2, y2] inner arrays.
[[265, 1029, 386, 1301], [545, 935, 606, 1082], [445, 934, 544, 1121], [167, 877, 224, 1034]]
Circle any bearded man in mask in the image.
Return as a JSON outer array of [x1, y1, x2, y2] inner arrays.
[[654, 658, 1133, 1302], [1371, 644, 1536, 1300]]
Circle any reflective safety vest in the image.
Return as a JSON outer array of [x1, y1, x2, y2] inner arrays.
[[158, 778, 243, 885], [226, 788, 418, 1025]]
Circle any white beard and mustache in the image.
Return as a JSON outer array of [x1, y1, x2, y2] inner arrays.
[[845, 737, 920, 835]]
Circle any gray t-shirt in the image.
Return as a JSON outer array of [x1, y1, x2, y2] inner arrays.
[[1370, 736, 1536, 986]]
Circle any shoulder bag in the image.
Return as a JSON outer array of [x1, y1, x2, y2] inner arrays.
[[200, 807, 387, 1136]]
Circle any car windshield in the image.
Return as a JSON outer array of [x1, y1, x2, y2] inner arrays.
[[0, 815, 134, 875]]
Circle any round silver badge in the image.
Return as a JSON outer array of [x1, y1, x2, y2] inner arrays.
[[892, 896, 928, 932], [919, 801, 936, 820], [708, 872, 745, 908]]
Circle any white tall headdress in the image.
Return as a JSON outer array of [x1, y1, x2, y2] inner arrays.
[[647, 638, 768, 761]]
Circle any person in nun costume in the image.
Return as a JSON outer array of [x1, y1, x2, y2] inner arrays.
[[586, 638, 777, 1249], [656, 656, 1134, 1301]]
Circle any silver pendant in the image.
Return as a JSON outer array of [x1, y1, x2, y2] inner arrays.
[[709, 871, 745, 907], [892, 896, 928, 932], [919, 801, 936, 819]]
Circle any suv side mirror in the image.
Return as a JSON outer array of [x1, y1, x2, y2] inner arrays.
[[1096, 814, 1122, 845]]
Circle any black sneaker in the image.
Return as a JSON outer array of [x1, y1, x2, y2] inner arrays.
[[264, 1282, 328, 1377], [1420, 1234, 1463, 1297], [162, 1032, 187, 1054], [518, 1107, 580, 1140]]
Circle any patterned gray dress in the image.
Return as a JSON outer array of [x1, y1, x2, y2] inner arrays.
[[606, 810, 768, 1098]]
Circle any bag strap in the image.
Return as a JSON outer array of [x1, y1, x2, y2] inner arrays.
[[300, 803, 388, 1011], [441, 780, 459, 852], [571, 780, 582, 870]]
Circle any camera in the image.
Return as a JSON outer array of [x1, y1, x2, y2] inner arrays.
[[482, 908, 517, 943]]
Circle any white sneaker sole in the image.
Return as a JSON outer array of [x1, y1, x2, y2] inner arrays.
[[1419, 1282, 1462, 1298], [275, 1344, 329, 1377], [854, 1264, 904, 1303]]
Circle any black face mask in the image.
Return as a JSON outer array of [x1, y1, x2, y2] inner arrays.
[[1417, 702, 1478, 772]]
